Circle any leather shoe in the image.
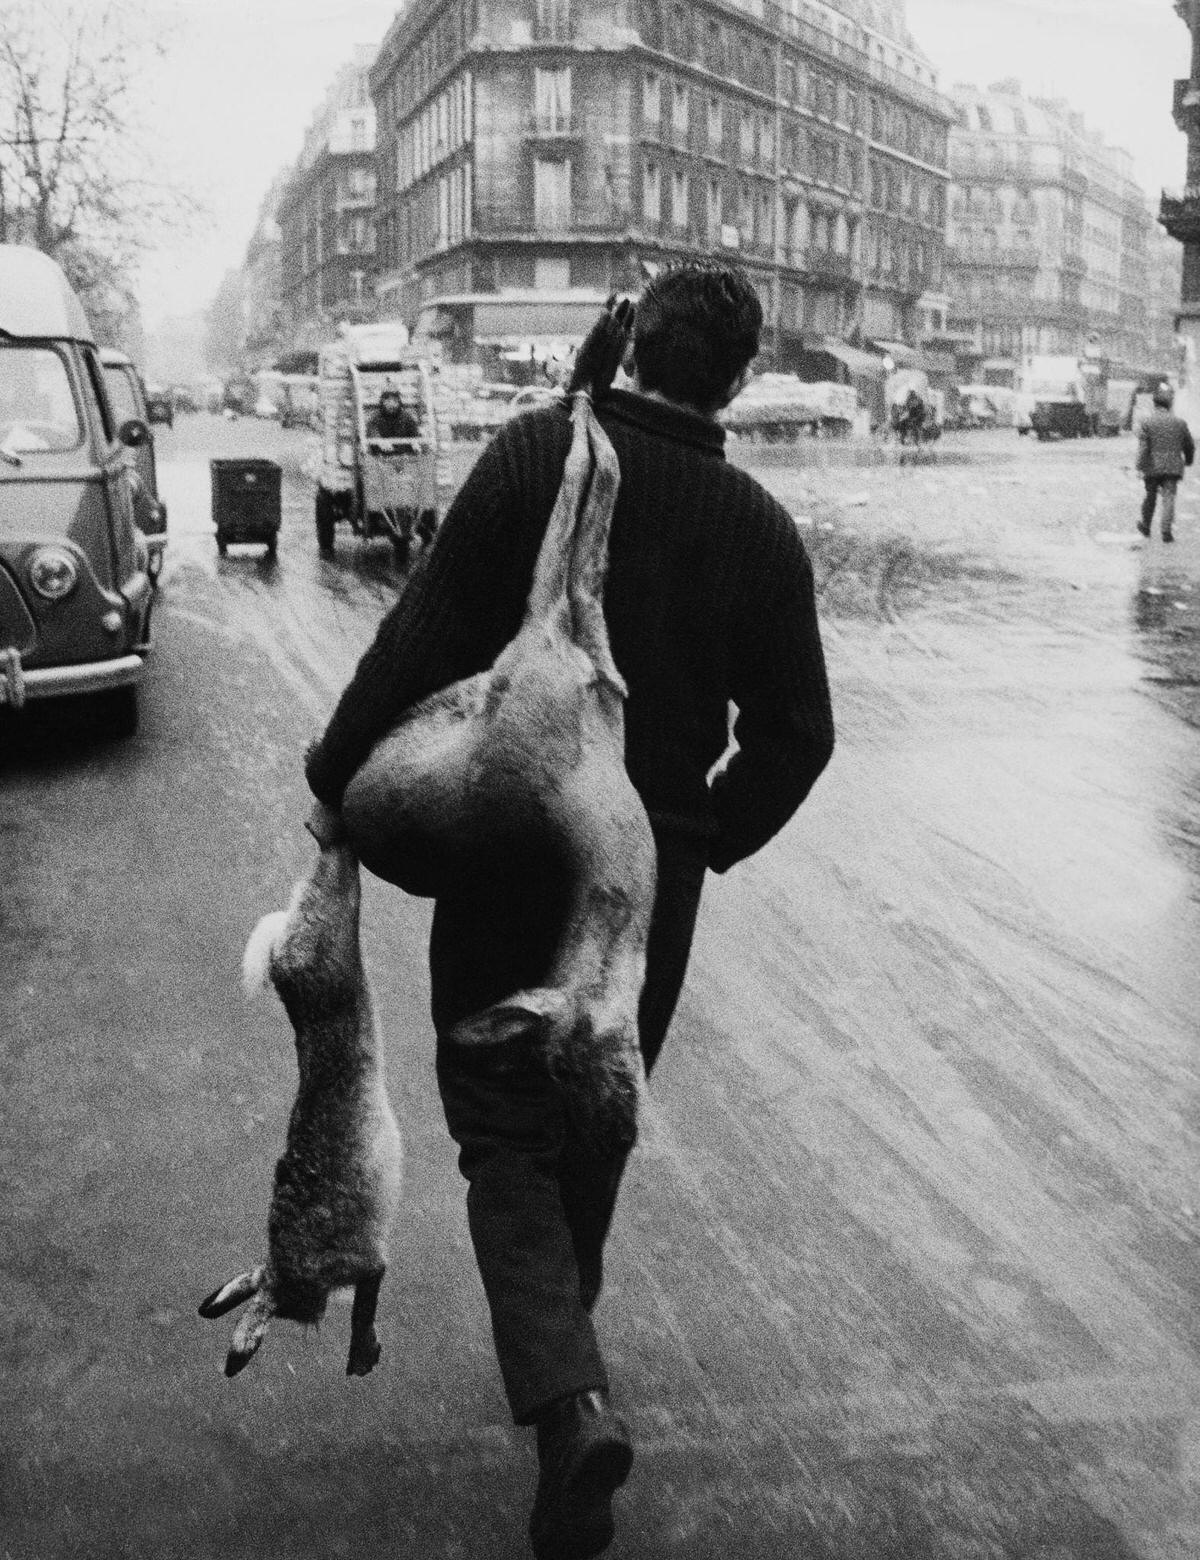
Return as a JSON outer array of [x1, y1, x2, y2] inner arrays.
[[530, 1389, 633, 1560]]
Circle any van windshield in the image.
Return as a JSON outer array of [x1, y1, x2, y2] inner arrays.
[[0, 344, 83, 454]]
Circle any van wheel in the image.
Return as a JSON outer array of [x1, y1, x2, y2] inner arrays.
[[316, 491, 336, 554], [99, 685, 139, 739]]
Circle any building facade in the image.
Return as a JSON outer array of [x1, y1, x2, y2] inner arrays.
[[945, 80, 1161, 386], [240, 176, 286, 370], [1160, 0, 1200, 416], [367, 0, 952, 369], [278, 49, 380, 352]]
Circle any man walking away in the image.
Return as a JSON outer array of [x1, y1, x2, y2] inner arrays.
[[1137, 382, 1194, 542], [304, 267, 835, 1559]]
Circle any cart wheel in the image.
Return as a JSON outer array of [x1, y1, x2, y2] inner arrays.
[[316, 491, 335, 555]]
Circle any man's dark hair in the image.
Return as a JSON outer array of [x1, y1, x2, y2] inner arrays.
[[632, 263, 763, 412]]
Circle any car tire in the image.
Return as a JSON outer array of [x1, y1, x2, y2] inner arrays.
[[316, 491, 336, 555], [99, 684, 139, 739], [217, 533, 228, 555], [265, 535, 278, 561]]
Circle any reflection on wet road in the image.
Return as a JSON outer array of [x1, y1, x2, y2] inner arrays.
[[4, 415, 1200, 1558]]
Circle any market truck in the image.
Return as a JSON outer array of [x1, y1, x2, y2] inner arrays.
[[314, 323, 450, 565], [1023, 353, 1108, 440]]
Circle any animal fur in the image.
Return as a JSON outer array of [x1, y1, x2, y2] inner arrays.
[[342, 391, 657, 1157], [198, 841, 403, 1377]]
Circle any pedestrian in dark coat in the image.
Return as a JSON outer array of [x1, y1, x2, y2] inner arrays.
[[304, 266, 835, 1559], [1137, 383, 1195, 542]]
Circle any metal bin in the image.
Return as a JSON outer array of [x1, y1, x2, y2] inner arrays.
[[210, 458, 281, 557]]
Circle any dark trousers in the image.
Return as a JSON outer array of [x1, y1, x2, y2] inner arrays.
[[1142, 475, 1179, 537], [431, 827, 708, 1424]]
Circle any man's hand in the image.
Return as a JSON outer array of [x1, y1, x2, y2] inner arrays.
[[567, 296, 635, 399], [305, 800, 346, 847]]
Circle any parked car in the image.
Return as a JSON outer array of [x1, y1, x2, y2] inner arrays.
[[0, 244, 154, 736], [100, 347, 168, 583], [143, 383, 174, 428]]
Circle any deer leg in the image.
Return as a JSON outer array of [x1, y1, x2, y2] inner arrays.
[[225, 1285, 275, 1376], [346, 1267, 385, 1376], [198, 1265, 265, 1318]]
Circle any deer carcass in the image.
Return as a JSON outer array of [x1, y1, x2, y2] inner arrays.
[[341, 390, 657, 1155], [199, 837, 403, 1376]]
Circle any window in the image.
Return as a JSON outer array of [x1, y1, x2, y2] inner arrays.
[[534, 158, 571, 230], [643, 159, 661, 220], [672, 169, 689, 227], [535, 0, 571, 41], [672, 82, 689, 141], [535, 67, 572, 131], [707, 176, 723, 241], [740, 112, 754, 163], [707, 95, 723, 148], [644, 71, 661, 125], [0, 344, 84, 452]]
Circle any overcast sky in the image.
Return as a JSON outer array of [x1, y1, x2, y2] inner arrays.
[[136, 0, 1191, 328]]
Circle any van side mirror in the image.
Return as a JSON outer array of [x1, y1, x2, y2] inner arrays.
[[119, 418, 150, 448]]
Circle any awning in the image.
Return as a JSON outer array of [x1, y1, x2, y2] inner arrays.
[[819, 340, 888, 377]]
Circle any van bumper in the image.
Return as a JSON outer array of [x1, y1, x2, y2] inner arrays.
[[2, 651, 143, 708]]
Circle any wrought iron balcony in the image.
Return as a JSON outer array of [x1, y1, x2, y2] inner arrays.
[[526, 114, 581, 142], [1175, 77, 1200, 131], [1061, 250, 1088, 277], [1062, 165, 1088, 196], [801, 249, 857, 286], [948, 241, 1041, 270], [1160, 186, 1200, 242], [948, 152, 1035, 186]]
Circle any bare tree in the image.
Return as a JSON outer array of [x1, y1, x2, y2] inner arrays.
[[0, 0, 194, 341]]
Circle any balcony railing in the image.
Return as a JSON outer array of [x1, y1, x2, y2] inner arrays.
[[474, 200, 632, 237], [1174, 77, 1200, 129], [1160, 187, 1200, 241], [948, 241, 1041, 269], [526, 114, 581, 140], [1062, 165, 1088, 195], [948, 153, 1035, 185], [800, 249, 857, 284], [533, 0, 573, 41], [1061, 251, 1087, 276]]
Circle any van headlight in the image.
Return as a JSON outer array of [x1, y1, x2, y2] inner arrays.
[[28, 546, 79, 601]]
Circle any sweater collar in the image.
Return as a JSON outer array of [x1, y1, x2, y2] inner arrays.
[[600, 388, 726, 457]]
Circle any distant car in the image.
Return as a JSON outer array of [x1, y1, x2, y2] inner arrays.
[[144, 384, 174, 428], [0, 245, 154, 737], [170, 384, 199, 414], [252, 392, 280, 419], [509, 386, 561, 413], [100, 348, 168, 584]]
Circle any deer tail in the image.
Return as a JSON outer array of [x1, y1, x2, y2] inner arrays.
[[241, 909, 292, 996]]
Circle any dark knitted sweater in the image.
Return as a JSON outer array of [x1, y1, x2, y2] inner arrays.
[[305, 388, 835, 873]]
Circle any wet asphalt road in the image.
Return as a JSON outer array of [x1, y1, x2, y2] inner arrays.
[[2, 413, 1200, 1559]]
